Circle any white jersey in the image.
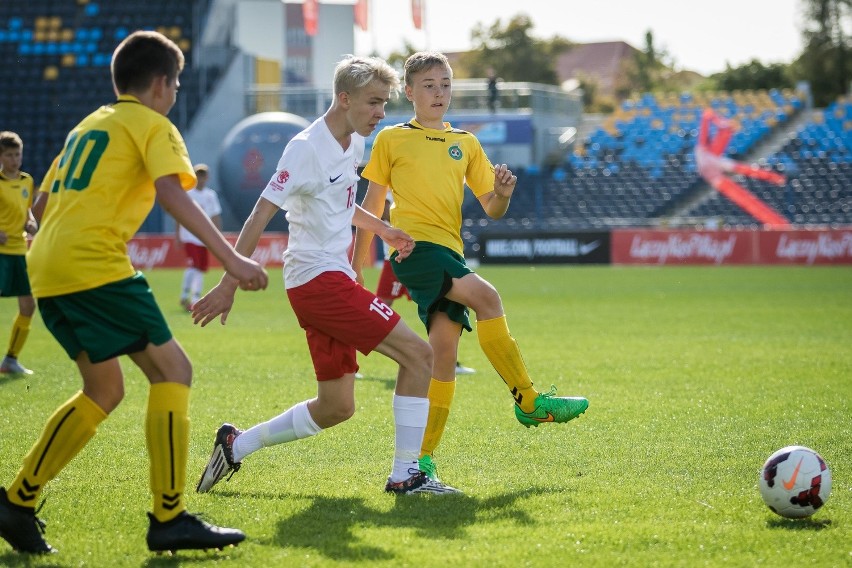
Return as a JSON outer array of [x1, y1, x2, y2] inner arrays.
[[260, 116, 364, 289], [178, 187, 222, 246]]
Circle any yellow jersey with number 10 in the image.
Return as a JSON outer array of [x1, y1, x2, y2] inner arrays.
[[28, 94, 195, 298]]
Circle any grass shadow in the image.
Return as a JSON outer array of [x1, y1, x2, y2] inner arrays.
[[0, 373, 32, 389], [141, 547, 246, 567], [0, 550, 71, 568], [765, 516, 832, 530], [266, 486, 556, 562]]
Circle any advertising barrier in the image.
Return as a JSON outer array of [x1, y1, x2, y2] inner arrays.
[[611, 229, 852, 265], [132, 228, 852, 269], [478, 232, 611, 264], [128, 233, 290, 269]]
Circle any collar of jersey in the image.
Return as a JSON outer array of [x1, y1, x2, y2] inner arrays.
[[408, 118, 451, 132]]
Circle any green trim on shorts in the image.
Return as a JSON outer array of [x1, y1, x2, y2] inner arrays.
[[390, 242, 473, 332], [0, 253, 31, 297], [38, 272, 172, 363]]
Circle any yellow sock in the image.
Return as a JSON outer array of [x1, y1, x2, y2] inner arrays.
[[7, 314, 31, 358], [477, 315, 539, 413], [420, 378, 456, 457], [8, 391, 106, 508], [146, 382, 190, 522]]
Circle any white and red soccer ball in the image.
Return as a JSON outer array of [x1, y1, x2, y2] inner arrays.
[[759, 445, 831, 519]]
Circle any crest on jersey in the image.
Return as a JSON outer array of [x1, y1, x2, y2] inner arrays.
[[448, 144, 462, 161]]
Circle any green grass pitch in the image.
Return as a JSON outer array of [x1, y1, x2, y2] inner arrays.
[[0, 265, 849, 567]]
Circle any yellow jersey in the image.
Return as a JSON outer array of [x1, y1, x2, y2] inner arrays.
[[28, 95, 195, 297], [0, 170, 34, 256], [362, 119, 495, 256]]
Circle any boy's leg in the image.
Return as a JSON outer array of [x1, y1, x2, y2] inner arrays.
[[418, 314, 459, 473], [373, 319, 459, 494], [146, 382, 190, 522], [131, 341, 244, 551], [190, 269, 205, 305], [7, 389, 107, 508], [2, 311, 33, 374], [476, 315, 539, 412], [0, 388, 106, 554], [179, 268, 193, 308], [7, 295, 34, 357], [2, 294, 35, 375], [449, 273, 589, 425]]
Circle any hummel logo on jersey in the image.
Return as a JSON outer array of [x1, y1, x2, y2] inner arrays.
[[329, 174, 343, 183]]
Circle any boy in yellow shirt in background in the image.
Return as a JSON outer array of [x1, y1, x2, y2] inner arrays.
[[0, 131, 38, 375]]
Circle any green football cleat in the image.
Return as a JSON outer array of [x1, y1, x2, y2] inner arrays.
[[418, 454, 439, 481], [515, 385, 589, 428]]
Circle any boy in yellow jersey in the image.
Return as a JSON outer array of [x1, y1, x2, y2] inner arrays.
[[0, 31, 268, 555], [0, 132, 38, 376], [352, 52, 589, 486]]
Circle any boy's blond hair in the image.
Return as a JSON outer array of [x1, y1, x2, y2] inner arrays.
[[333, 55, 401, 97]]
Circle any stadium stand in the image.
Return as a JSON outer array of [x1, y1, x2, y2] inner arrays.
[[1, 1, 209, 204], [458, 88, 849, 254], [685, 97, 852, 227]]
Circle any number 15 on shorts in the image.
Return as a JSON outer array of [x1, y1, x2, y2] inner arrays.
[[369, 297, 393, 321]]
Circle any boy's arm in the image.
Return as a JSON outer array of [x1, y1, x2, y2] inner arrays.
[[192, 196, 279, 327], [351, 181, 389, 285], [155, 174, 267, 291], [478, 163, 516, 219]]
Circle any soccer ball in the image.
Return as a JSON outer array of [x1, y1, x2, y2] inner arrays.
[[759, 445, 831, 518]]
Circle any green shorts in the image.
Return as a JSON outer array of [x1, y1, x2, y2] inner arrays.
[[0, 253, 31, 297], [390, 242, 474, 333], [38, 272, 173, 363]]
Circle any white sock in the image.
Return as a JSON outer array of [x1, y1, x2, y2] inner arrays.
[[389, 395, 429, 482], [190, 268, 204, 302], [232, 400, 322, 462], [180, 268, 193, 299]]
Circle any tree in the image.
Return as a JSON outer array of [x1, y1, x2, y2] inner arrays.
[[711, 60, 795, 91], [791, 0, 851, 106], [617, 29, 677, 97], [459, 14, 571, 84]]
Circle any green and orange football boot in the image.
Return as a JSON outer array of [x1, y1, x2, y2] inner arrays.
[[514, 385, 588, 428]]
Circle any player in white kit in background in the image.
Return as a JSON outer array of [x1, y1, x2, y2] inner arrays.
[[175, 163, 222, 311]]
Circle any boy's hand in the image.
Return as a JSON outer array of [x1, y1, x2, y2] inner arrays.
[[226, 256, 268, 292], [493, 163, 517, 199], [380, 227, 416, 261], [192, 277, 239, 327]]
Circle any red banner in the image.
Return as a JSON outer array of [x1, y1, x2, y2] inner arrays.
[[757, 230, 852, 265], [303, 0, 319, 36], [127, 232, 380, 270], [411, 0, 424, 29], [128, 233, 290, 270], [354, 0, 368, 31], [612, 229, 852, 265]]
